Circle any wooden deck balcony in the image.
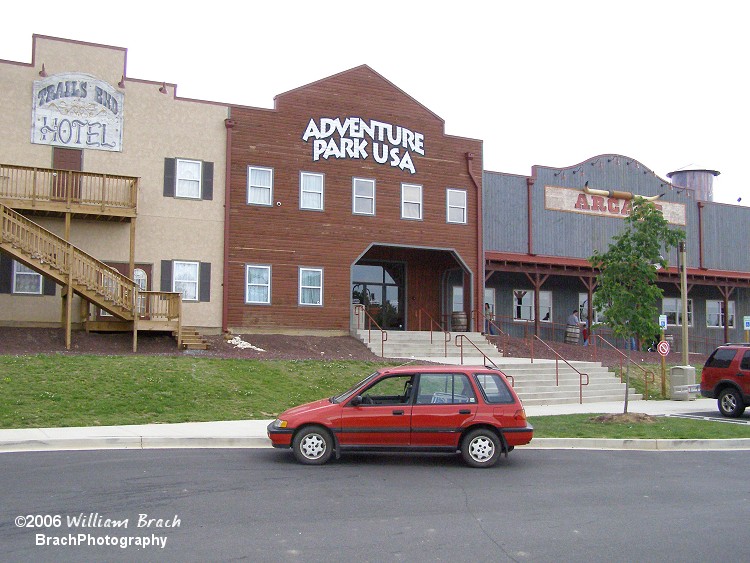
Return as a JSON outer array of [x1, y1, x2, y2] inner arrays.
[[0, 163, 137, 219]]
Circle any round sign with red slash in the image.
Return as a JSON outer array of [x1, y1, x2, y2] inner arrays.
[[657, 340, 670, 357]]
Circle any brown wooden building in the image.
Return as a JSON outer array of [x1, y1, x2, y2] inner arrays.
[[225, 66, 483, 334]]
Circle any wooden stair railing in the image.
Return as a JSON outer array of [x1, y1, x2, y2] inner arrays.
[[1, 202, 136, 318], [1, 204, 185, 350]]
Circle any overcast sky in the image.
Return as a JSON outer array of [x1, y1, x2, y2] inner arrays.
[[3, 1, 746, 205]]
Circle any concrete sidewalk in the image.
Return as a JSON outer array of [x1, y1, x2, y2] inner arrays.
[[2, 397, 749, 453]]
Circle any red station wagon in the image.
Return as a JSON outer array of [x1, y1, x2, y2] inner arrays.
[[267, 365, 533, 467]]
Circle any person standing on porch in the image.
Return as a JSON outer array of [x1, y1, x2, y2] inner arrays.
[[565, 309, 582, 344]]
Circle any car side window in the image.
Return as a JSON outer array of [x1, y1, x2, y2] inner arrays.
[[474, 372, 514, 404], [415, 373, 476, 405], [705, 348, 737, 369], [360, 375, 414, 405], [740, 351, 750, 371]]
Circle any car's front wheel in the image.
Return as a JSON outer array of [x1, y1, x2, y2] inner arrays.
[[292, 426, 334, 465], [460, 428, 501, 468], [718, 388, 746, 418]]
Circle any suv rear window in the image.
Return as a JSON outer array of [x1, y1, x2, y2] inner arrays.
[[704, 348, 737, 369]]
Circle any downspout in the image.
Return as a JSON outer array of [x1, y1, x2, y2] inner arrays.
[[466, 152, 483, 332], [526, 176, 535, 255], [222, 116, 235, 333], [697, 201, 705, 269]]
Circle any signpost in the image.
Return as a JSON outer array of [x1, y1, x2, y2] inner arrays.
[[744, 316, 750, 342], [658, 315, 668, 397]]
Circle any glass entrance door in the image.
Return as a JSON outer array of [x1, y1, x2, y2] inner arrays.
[[352, 262, 405, 330]]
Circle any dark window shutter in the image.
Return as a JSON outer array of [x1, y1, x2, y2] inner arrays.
[[160, 260, 173, 292], [199, 262, 211, 302], [202, 161, 214, 201], [43, 275, 56, 296], [0, 254, 12, 294], [163, 158, 175, 198]]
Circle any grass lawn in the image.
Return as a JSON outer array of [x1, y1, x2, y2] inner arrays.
[[0, 355, 392, 429], [2, 355, 748, 439]]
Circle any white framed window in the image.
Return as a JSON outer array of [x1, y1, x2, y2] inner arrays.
[[513, 289, 551, 321], [173, 261, 199, 301], [246, 265, 271, 304], [580, 293, 607, 325], [134, 268, 148, 314], [401, 183, 422, 220], [452, 285, 464, 312], [662, 297, 693, 327], [299, 267, 323, 306], [175, 159, 202, 199], [300, 172, 324, 210], [707, 300, 734, 328], [353, 178, 375, 215], [446, 189, 467, 224], [12, 261, 42, 294], [247, 166, 273, 206]]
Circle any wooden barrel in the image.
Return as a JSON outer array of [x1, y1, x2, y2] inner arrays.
[[565, 325, 580, 344], [452, 311, 468, 332]]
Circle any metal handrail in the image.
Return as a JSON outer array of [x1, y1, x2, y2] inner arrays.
[[454, 334, 498, 368], [592, 334, 656, 399], [416, 307, 451, 356], [472, 309, 510, 357], [532, 335, 589, 404], [353, 304, 387, 358]]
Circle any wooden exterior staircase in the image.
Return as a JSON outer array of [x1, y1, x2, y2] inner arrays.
[[0, 202, 183, 351]]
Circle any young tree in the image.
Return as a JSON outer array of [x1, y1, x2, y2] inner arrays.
[[589, 197, 684, 412]]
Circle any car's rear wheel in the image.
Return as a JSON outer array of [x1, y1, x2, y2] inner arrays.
[[718, 388, 746, 418], [292, 426, 334, 465], [461, 428, 501, 468]]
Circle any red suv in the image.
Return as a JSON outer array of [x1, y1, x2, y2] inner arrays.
[[267, 365, 533, 467], [700, 343, 750, 417]]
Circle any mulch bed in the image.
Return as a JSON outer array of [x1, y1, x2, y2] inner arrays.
[[0, 327, 708, 367]]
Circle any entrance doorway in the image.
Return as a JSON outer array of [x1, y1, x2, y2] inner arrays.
[[352, 261, 405, 330]]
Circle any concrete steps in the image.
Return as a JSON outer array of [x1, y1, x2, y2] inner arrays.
[[353, 329, 641, 406]]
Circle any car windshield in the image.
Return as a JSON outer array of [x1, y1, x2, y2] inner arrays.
[[331, 371, 381, 403]]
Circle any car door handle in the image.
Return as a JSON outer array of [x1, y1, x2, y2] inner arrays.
[[392, 410, 404, 415], [736, 373, 744, 377], [459, 409, 471, 415]]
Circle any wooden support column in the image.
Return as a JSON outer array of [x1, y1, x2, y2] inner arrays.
[[65, 242, 73, 350], [61, 212, 73, 348], [579, 275, 597, 336], [129, 218, 136, 278], [130, 217, 137, 350], [718, 285, 736, 344]]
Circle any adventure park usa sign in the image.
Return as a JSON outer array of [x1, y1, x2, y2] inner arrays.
[[302, 117, 424, 174]]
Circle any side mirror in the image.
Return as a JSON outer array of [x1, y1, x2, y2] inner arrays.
[[350, 395, 363, 407]]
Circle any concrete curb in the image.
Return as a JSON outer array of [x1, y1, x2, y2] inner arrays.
[[3, 435, 750, 454], [0, 436, 272, 453], [528, 437, 750, 451]]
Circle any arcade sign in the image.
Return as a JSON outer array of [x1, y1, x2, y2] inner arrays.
[[302, 117, 424, 174], [544, 185, 686, 226], [31, 72, 124, 152]]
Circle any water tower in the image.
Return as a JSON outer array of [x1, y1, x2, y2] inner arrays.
[[667, 167, 720, 202]]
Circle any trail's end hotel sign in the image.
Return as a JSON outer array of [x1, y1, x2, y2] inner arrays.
[[31, 73, 124, 152], [302, 117, 424, 174], [545, 185, 686, 226]]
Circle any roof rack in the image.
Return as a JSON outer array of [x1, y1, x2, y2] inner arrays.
[[720, 342, 750, 347]]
